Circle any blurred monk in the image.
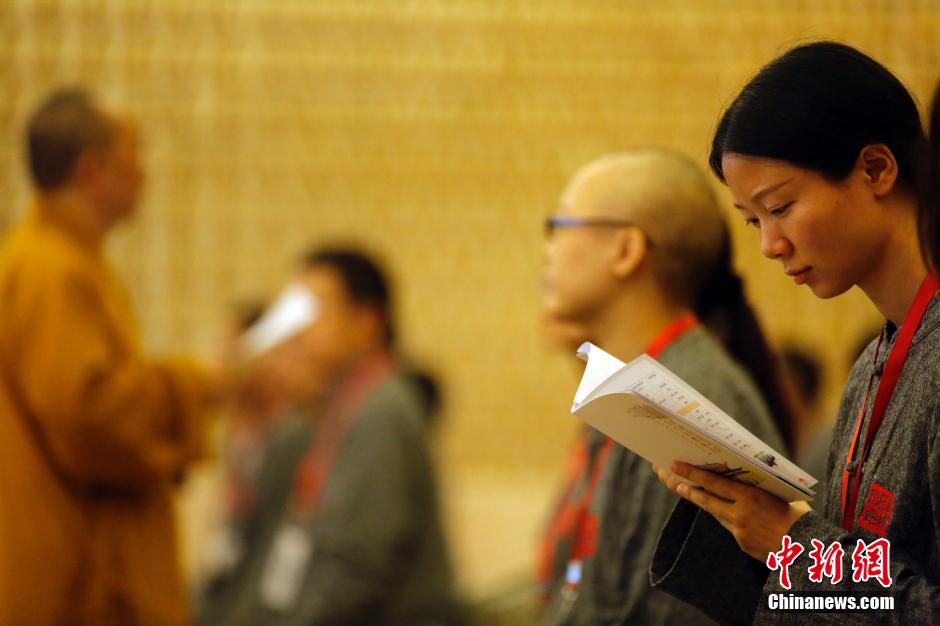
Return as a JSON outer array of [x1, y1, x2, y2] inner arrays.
[[0, 88, 224, 626]]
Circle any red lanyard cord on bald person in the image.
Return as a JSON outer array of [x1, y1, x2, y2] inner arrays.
[[840, 271, 939, 532], [564, 313, 699, 583]]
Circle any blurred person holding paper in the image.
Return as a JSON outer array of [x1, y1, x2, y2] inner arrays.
[[537, 149, 790, 626], [0, 88, 226, 626], [201, 298, 304, 585], [201, 286, 332, 593], [199, 247, 462, 626], [233, 284, 324, 420]]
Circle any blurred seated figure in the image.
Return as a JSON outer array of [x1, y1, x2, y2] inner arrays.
[[200, 299, 284, 582], [199, 247, 463, 626], [778, 346, 826, 481], [0, 87, 224, 626], [780, 348, 822, 423]]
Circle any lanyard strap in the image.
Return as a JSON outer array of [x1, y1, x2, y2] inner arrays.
[[568, 438, 615, 563], [289, 351, 395, 517], [645, 313, 699, 359], [840, 271, 939, 531]]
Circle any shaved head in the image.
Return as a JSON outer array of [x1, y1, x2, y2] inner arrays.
[[560, 149, 725, 306], [24, 87, 144, 231], [27, 88, 118, 190]]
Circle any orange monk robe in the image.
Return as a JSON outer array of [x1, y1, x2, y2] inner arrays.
[[0, 205, 217, 626]]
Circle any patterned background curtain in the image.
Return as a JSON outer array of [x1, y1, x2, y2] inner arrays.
[[2, 0, 939, 594]]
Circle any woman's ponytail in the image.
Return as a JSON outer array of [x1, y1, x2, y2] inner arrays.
[[694, 229, 798, 455], [921, 81, 940, 271]]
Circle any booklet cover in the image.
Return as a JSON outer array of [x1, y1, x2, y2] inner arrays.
[[238, 283, 319, 362], [571, 342, 817, 502]]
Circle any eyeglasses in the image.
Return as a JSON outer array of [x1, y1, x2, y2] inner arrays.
[[544, 215, 652, 245]]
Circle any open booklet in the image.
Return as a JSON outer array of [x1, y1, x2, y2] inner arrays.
[[237, 283, 319, 363], [571, 342, 817, 502]]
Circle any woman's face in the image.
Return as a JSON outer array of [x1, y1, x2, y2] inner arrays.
[[722, 152, 892, 300]]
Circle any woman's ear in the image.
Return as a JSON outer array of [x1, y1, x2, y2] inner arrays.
[[857, 144, 899, 197], [610, 226, 649, 279]]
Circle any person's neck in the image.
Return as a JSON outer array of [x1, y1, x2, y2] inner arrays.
[[858, 207, 929, 327], [590, 290, 690, 363], [37, 190, 108, 249], [334, 342, 388, 381]]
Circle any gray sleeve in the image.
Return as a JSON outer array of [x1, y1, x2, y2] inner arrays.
[[650, 500, 768, 625], [591, 451, 715, 624], [289, 396, 423, 625]]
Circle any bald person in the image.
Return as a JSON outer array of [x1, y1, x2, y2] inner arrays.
[[0, 88, 223, 626], [538, 149, 787, 625]]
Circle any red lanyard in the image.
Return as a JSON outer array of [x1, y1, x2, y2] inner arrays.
[[290, 351, 395, 518], [567, 438, 614, 564], [565, 313, 699, 572], [840, 271, 939, 531], [645, 313, 699, 359]]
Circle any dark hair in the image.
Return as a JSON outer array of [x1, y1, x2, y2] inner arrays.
[[924, 80, 940, 270], [695, 228, 797, 454], [403, 368, 443, 425], [850, 328, 881, 366], [300, 247, 395, 347], [231, 298, 268, 334], [709, 41, 927, 191], [27, 87, 116, 190]]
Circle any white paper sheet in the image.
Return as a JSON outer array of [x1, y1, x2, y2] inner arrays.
[[238, 283, 319, 361]]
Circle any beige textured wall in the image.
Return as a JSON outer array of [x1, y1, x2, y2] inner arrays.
[[3, 0, 940, 596]]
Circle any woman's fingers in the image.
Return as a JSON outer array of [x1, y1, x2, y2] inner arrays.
[[653, 461, 812, 560], [654, 461, 745, 505], [669, 461, 754, 503], [653, 464, 735, 520], [676, 479, 737, 518], [653, 464, 692, 495]]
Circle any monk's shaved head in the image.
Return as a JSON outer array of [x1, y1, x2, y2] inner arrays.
[[561, 149, 725, 306], [26, 88, 118, 190]]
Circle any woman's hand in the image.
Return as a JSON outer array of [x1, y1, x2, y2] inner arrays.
[[653, 462, 812, 561]]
